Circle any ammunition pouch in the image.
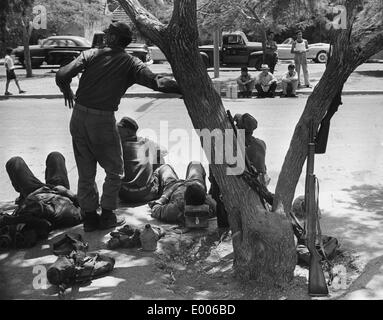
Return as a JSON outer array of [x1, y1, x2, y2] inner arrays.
[[184, 204, 210, 228]]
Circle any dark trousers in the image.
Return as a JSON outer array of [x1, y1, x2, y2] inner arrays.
[[70, 106, 124, 212], [265, 53, 278, 74], [255, 82, 277, 97], [156, 162, 206, 197], [6, 152, 70, 199]]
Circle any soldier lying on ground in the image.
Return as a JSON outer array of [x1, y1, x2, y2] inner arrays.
[[148, 162, 216, 224], [1, 152, 83, 249], [118, 117, 167, 203]]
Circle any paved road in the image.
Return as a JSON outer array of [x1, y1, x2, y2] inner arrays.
[[1, 96, 382, 201], [1, 63, 382, 98], [0, 96, 383, 299]]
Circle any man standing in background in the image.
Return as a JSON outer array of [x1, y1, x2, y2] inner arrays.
[[291, 30, 311, 88], [264, 32, 278, 74]]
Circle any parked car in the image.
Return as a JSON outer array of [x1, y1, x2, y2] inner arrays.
[[13, 34, 152, 68], [277, 38, 329, 63], [199, 31, 263, 69], [91, 32, 152, 64], [13, 36, 92, 68]]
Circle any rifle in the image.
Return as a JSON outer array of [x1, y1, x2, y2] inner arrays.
[[315, 91, 343, 154], [226, 110, 274, 207], [305, 120, 328, 297]]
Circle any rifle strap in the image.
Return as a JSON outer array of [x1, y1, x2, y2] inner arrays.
[[314, 176, 334, 286]]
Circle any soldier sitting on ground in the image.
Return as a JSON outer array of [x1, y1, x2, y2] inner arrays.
[[234, 113, 270, 186], [117, 117, 167, 204], [289, 195, 339, 265], [209, 113, 270, 229], [148, 162, 216, 224]]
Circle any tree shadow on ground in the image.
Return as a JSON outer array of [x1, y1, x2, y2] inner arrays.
[[318, 184, 383, 298], [337, 254, 383, 300], [341, 184, 383, 216]]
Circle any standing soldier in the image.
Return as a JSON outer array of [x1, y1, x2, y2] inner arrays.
[[56, 22, 181, 232]]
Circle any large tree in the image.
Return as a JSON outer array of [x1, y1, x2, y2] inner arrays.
[[115, 0, 383, 284], [116, 0, 296, 284]]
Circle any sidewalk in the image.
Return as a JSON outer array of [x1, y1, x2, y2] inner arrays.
[[1, 63, 382, 99]]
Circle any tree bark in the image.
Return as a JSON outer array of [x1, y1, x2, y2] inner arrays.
[[274, 0, 383, 213], [21, 17, 33, 78], [117, 0, 296, 284]]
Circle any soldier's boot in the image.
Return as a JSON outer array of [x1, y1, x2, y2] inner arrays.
[[99, 209, 125, 230], [83, 211, 100, 232]]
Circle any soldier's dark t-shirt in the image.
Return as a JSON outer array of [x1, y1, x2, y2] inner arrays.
[[246, 136, 267, 174], [56, 48, 162, 111]]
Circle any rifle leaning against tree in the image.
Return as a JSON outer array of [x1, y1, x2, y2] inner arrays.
[[305, 120, 328, 297]]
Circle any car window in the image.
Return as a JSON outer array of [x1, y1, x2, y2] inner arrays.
[[66, 40, 77, 47], [282, 38, 293, 45], [226, 35, 243, 45], [43, 39, 54, 46]]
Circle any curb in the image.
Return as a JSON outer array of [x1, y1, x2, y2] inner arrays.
[[1, 91, 383, 100], [0, 92, 182, 100]]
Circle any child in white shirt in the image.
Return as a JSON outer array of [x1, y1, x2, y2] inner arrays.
[[4, 47, 25, 95]]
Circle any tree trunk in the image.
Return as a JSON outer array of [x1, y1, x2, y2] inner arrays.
[[21, 17, 33, 78], [117, 0, 296, 283], [274, 0, 383, 213]]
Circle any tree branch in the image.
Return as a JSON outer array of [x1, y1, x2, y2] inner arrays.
[[116, 0, 167, 48]]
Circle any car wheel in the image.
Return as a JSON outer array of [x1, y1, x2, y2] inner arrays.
[[315, 51, 328, 63]]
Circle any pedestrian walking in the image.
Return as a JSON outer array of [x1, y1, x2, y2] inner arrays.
[[4, 47, 26, 95]]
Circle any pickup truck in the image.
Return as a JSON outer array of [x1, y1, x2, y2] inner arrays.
[[12, 33, 152, 68], [199, 31, 264, 69]]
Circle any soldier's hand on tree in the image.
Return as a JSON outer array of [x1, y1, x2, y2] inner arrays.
[[155, 75, 181, 94]]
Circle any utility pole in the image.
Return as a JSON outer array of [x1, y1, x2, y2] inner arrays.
[[213, 28, 220, 78]]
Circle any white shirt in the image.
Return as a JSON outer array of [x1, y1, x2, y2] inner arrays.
[[256, 72, 276, 88], [294, 40, 308, 53], [4, 55, 15, 70], [283, 70, 298, 81]]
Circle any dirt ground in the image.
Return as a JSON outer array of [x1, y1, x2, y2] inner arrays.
[[0, 95, 383, 300]]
